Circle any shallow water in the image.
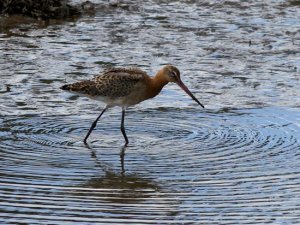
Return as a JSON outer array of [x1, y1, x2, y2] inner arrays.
[[1, 0, 300, 224]]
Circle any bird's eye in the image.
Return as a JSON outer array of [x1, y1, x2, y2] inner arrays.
[[170, 71, 177, 77]]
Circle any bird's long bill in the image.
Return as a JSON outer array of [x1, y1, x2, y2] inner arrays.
[[177, 80, 205, 108]]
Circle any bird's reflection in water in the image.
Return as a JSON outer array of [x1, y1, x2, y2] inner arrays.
[[87, 143, 127, 174], [80, 144, 160, 204], [120, 145, 126, 174]]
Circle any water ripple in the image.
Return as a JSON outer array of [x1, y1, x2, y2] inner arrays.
[[1, 107, 300, 223], [1, 0, 300, 223]]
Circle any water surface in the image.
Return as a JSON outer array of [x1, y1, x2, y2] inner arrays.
[[0, 0, 300, 224]]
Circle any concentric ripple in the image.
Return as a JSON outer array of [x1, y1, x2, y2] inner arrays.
[[1, 107, 300, 224]]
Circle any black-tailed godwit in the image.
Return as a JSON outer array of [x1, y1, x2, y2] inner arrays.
[[61, 65, 204, 145]]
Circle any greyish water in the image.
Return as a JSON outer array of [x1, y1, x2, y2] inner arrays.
[[0, 0, 300, 224]]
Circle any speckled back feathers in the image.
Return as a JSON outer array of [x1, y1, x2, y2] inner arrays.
[[61, 67, 148, 98]]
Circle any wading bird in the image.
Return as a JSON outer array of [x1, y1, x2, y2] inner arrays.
[[61, 65, 204, 145]]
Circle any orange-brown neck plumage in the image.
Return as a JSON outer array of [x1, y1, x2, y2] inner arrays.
[[145, 69, 170, 99]]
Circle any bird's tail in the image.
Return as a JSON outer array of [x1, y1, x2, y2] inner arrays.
[[60, 84, 71, 91], [60, 80, 98, 96]]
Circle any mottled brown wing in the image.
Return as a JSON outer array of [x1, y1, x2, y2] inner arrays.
[[61, 67, 147, 97], [92, 68, 146, 98]]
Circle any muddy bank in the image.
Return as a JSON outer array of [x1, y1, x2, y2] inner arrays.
[[0, 0, 94, 19]]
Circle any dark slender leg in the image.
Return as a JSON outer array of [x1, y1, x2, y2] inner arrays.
[[121, 109, 129, 146], [84, 107, 107, 144]]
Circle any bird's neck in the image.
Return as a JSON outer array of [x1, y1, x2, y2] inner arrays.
[[146, 72, 169, 99]]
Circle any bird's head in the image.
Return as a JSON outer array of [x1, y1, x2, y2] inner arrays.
[[159, 65, 205, 108], [162, 65, 181, 83]]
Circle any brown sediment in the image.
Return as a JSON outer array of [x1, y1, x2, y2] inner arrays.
[[0, 0, 94, 19]]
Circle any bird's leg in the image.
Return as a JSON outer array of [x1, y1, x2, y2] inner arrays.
[[83, 107, 107, 144], [120, 109, 129, 146]]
